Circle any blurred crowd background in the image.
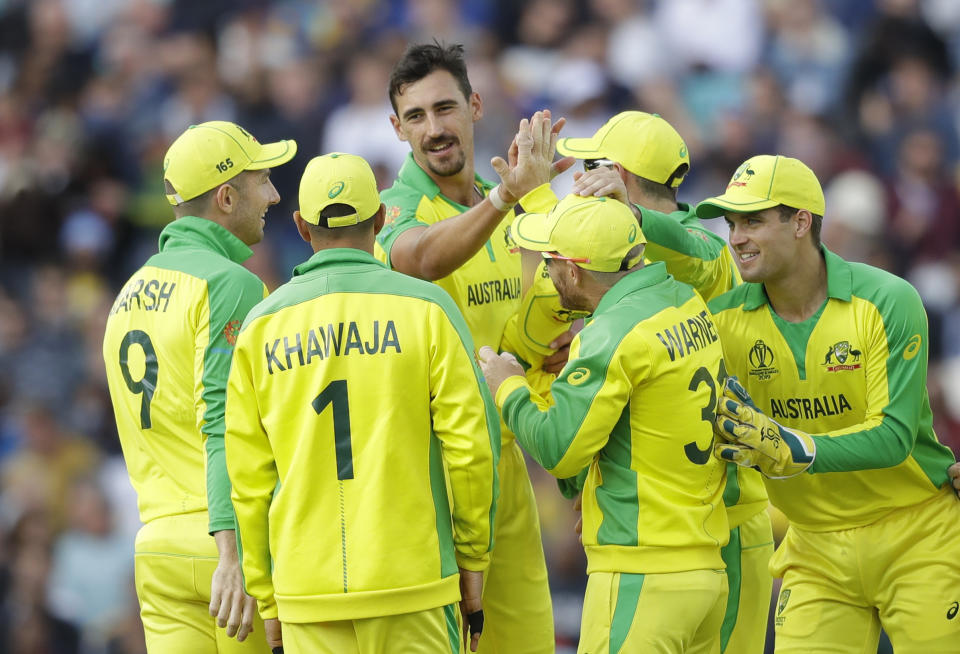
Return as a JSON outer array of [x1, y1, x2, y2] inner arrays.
[[1, 0, 960, 652]]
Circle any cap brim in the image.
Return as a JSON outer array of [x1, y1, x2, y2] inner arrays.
[[695, 194, 779, 219], [247, 139, 298, 169], [555, 136, 604, 159], [510, 212, 555, 252]]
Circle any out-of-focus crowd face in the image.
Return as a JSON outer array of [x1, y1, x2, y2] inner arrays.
[[0, 1, 958, 652]]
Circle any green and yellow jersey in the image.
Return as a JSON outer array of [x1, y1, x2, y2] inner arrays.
[[496, 262, 730, 574], [102, 216, 267, 534], [225, 248, 499, 623], [378, 155, 558, 352], [709, 247, 955, 532], [639, 203, 741, 303]]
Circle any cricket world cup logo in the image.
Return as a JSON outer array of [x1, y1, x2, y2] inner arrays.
[[748, 339, 779, 381]]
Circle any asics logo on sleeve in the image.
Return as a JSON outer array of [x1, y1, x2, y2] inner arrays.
[[948, 601, 959, 620], [567, 367, 591, 385], [904, 334, 922, 361]]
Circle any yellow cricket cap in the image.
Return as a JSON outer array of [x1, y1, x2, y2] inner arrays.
[[163, 121, 297, 206], [696, 155, 825, 219], [510, 194, 645, 273], [556, 111, 690, 187], [298, 153, 380, 227]]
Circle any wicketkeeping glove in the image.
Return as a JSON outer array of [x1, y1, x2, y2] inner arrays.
[[714, 377, 816, 479]]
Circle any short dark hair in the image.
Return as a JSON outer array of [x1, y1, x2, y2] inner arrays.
[[777, 205, 823, 246], [165, 172, 243, 217], [631, 168, 685, 203], [389, 41, 473, 114]]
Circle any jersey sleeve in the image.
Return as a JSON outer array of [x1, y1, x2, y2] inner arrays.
[[810, 282, 933, 473], [428, 295, 501, 571], [497, 327, 646, 479], [224, 325, 279, 619], [377, 185, 433, 268], [640, 207, 740, 301], [199, 269, 268, 534]]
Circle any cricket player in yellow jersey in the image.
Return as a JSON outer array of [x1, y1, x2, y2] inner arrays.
[[102, 121, 296, 652], [225, 153, 499, 654], [558, 112, 770, 654], [480, 194, 730, 654], [699, 155, 960, 653], [378, 42, 576, 653]]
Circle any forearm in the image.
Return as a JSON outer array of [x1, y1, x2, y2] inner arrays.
[[213, 528, 239, 561], [399, 201, 509, 280]]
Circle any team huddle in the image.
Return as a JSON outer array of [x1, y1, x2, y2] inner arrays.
[[102, 42, 960, 654]]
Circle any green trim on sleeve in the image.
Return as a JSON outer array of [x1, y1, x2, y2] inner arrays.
[[811, 268, 952, 481], [378, 184, 432, 267], [640, 206, 726, 262]]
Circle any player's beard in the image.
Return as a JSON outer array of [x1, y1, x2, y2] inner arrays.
[[421, 136, 467, 177]]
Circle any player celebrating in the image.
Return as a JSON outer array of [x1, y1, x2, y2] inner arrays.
[[102, 121, 296, 652], [557, 112, 771, 654], [224, 153, 499, 654], [378, 42, 574, 652], [479, 193, 730, 654], [702, 155, 960, 652]]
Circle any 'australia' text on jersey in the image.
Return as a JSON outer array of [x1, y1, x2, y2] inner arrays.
[[466, 277, 521, 307]]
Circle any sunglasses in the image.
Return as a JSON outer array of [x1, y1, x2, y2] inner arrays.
[[583, 158, 616, 171], [542, 251, 591, 265]]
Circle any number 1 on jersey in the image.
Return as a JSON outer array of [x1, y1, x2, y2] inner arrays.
[[312, 380, 355, 480]]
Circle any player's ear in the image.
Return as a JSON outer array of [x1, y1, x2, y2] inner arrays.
[[389, 114, 406, 141], [794, 209, 812, 240], [292, 211, 312, 244], [470, 91, 483, 122]]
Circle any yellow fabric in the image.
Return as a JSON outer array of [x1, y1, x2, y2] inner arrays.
[[134, 513, 270, 654], [770, 488, 960, 653], [298, 153, 380, 226], [163, 121, 296, 205], [510, 194, 645, 272], [280, 604, 461, 654], [225, 258, 498, 623], [721, 510, 774, 654], [103, 266, 212, 524], [476, 442, 554, 654], [556, 112, 690, 187], [712, 293, 942, 531], [578, 569, 727, 654], [696, 155, 825, 218]]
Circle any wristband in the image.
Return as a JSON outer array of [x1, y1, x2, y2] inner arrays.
[[488, 185, 515, 212]]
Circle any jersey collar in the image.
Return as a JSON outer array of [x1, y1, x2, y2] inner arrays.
[[157, 216, 253, 264], [292, 248, 387, 277], [595, 261, 670, 315], [396, 153, 494, 206], [742, 245, 852, 310]]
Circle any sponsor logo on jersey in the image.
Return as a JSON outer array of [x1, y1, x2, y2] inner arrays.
[[823, 340, 862, 372], [747, 339, 779, 381], [904, 334, 922, 361], [223, 320, 241, 346], [948, 601, 959, 620], [386, 205, 401, 225], [655, 309, 720, 362], [567, 367, 590, 385], [770, 394, 852, 420], [775, 588, 791, 627]]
